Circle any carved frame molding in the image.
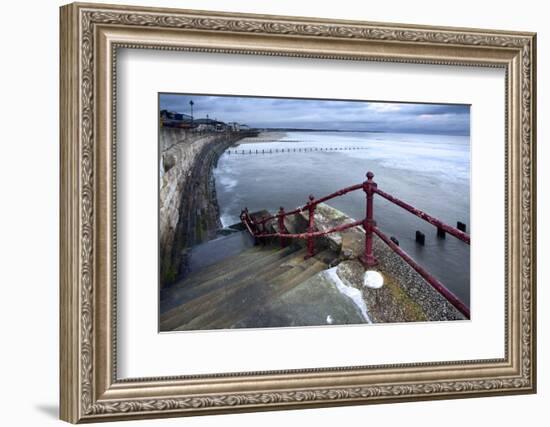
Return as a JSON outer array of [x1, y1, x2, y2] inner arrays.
[[60, 2, 536, 423]]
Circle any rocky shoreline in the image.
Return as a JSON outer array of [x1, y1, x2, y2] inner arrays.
[[159, 128, 249, 287]]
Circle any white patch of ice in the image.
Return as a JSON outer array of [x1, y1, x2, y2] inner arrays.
[[326, 315, 333, 324], [324, 267, 372, 324], [364, 271, 384, 289]]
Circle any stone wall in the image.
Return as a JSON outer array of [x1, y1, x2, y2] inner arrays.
[[159, 128, 244, 287]]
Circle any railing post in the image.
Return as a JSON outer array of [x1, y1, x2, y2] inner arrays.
[[241, 207, 249, 230], [242, 207, 258, 246], [359, 171, 378, 267], [239, 209, 246, 226], [278, 206, 287, 248], [259, 216, 267, 246], [305, 194, 316, 259]]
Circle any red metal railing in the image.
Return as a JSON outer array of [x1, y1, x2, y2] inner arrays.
[[240, 171, 471, 319]]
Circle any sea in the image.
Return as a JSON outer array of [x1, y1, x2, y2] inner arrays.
[[213, 131, 470, 307]]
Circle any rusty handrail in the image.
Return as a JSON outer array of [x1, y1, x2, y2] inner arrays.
[[253, 219, 362, 240], [242, 172, 469, 252], [240, 171, 471, 318], [373, 226, 470, 318], [255, 183, 364, 225], [306, 183, 364, 209], [240, 211, 257, 236], [374, 187, 470, 244]]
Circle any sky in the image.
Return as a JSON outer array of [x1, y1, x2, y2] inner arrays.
[[159, 93, 470, 135]]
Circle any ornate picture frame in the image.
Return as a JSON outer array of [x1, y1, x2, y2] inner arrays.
[[60, 2, 536, 423]]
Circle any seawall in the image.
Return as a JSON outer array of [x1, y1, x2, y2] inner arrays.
[[159, 128, 246, 287]]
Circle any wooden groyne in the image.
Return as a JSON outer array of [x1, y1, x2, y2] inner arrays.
[[226, 146, 369, 155]]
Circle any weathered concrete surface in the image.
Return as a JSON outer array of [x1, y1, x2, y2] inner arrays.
[[298, 204, 466, 322], [159, 128, 247, 287], [233, 268, 367, 328], [160, 245, 343, 331], [336, 260, 426, 323]]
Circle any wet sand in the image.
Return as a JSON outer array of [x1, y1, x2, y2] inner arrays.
[[234, 131, 288, 144]]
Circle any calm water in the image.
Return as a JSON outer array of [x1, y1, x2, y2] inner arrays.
[[213, 131, 470, 307]]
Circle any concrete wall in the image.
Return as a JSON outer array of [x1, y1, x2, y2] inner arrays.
[[159, 128, 243, 286]]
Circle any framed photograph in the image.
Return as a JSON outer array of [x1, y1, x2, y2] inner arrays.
[[60, 2, 536, 423]]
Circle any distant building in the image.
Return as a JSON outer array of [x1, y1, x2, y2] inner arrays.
[[194, 118, 227, 132], [160, 110, 194, 128], [160, 110, 251, 133], [228, 122, 240, 132]]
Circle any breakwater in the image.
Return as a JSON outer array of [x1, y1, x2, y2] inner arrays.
[[159, 128, 250, 287], [226, 146, 369, 155]]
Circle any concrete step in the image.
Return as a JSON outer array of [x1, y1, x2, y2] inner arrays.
[[234, 265, 368, 329], [162, 246, 304, 318], [169, 249, 331, 331], [197, 253, 330, 330], [160, 247, 308, 329], [186, 230, 254, 274], [161, 246, 295, 310], [160, 247, 307, 328], [169, 244, 297, 290], [271, 250, 330, 291]]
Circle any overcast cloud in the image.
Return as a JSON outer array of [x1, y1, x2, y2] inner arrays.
[[160, 94, 470, 135]]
